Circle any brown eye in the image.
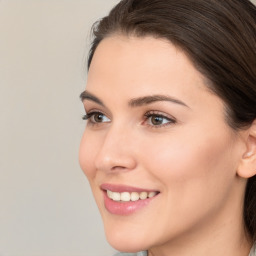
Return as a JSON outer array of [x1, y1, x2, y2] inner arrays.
[[82, 111, 110, 124], [144, 112, 176, 127], [93, 113, 105, 122], [150, 115, 165, 125]]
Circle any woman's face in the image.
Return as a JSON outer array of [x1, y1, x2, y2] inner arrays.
[[79, 35, 245, 252]]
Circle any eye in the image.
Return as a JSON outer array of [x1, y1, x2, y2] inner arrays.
[[144, 112, 176, 127], [82, 111, 110, 124]]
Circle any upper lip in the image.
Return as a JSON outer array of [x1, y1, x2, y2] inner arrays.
[[100, 183, 159, 193]]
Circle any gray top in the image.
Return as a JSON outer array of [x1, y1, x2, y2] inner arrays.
[[249, 243, 256, 256], [114, 243, 256, 256], [114, 251, 147, 256]]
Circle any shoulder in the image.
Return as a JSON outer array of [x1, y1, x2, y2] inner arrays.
[[113, 251, 147, 256]]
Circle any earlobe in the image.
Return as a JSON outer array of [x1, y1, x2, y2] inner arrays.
[[237, 120, 256, 179]]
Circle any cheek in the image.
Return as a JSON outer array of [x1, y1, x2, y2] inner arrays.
[[139, 127, 237, 196], [79, 131, 99, 180], [134, 127, 239, 238]]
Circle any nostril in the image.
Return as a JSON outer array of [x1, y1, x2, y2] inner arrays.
[[111, 166, 128, 171]]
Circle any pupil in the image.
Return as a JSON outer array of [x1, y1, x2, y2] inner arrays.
[[152, 116, 163, 125], [95, 114, 103, 122]]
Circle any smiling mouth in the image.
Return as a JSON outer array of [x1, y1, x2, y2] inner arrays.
[[101, 184, 160, 215], [106, 190, 159, 202]]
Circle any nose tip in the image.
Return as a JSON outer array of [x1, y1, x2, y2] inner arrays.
[[95, 149, 137, 173], [94, 129, 137, 173]]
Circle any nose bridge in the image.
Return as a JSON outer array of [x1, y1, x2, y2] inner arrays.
[[95, 122, 136, 173]]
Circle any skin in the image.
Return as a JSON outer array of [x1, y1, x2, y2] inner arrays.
[[79, 35, 253, 256]]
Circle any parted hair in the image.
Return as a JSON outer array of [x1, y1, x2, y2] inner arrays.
[[87, 0, 256, 241]]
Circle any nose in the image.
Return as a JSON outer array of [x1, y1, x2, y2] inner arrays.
[[95, 125, 137, 173]]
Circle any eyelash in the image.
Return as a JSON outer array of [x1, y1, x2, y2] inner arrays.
[[82, 112, 99, 120], [82, 110, 176, 128], [82, 111, 110, 125]]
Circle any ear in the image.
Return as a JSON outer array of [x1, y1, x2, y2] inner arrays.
[[237, 120, 256, 178]]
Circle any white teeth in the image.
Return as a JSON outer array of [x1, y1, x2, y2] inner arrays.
[[139, 192, 148, 200], [131, 192, 140, 201], [148, 191, 157, 198], [112, 192, 121, 201], [120, 192, 130, 202], [106, 190, 158, 202], [107, 190, 113, 198]]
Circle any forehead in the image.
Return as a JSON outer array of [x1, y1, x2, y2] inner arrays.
[[88, 35, 206, 90], [87, 36, 215, 106], [90, 35, 186, 72]]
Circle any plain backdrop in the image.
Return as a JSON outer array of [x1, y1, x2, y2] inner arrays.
[[0, 1, 119, 255], [0, 0, 255, 256]]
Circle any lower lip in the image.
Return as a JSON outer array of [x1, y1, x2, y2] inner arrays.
[[103, 191, 158, 215]]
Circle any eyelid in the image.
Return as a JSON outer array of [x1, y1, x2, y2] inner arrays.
[[82, 100, 110, 116], [83, 108, 110, 118], [144, 110, 176, 120]]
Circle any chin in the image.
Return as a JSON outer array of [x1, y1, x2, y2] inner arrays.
[[106, 232, 148, 253], [103, 220, 150, 253]]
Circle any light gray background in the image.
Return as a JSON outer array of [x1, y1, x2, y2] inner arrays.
[[0, 1, 255, 256], [0, 1, 119, 255]]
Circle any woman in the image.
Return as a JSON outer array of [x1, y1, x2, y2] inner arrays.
[[79, 0, 256, 255]]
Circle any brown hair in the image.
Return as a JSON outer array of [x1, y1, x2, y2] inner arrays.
[[87, 0, 256, 241]]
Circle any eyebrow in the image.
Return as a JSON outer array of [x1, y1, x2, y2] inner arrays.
[[128, 95, 189, 108], [80, 91, 105, 106], [80, 90, 189, 108]]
